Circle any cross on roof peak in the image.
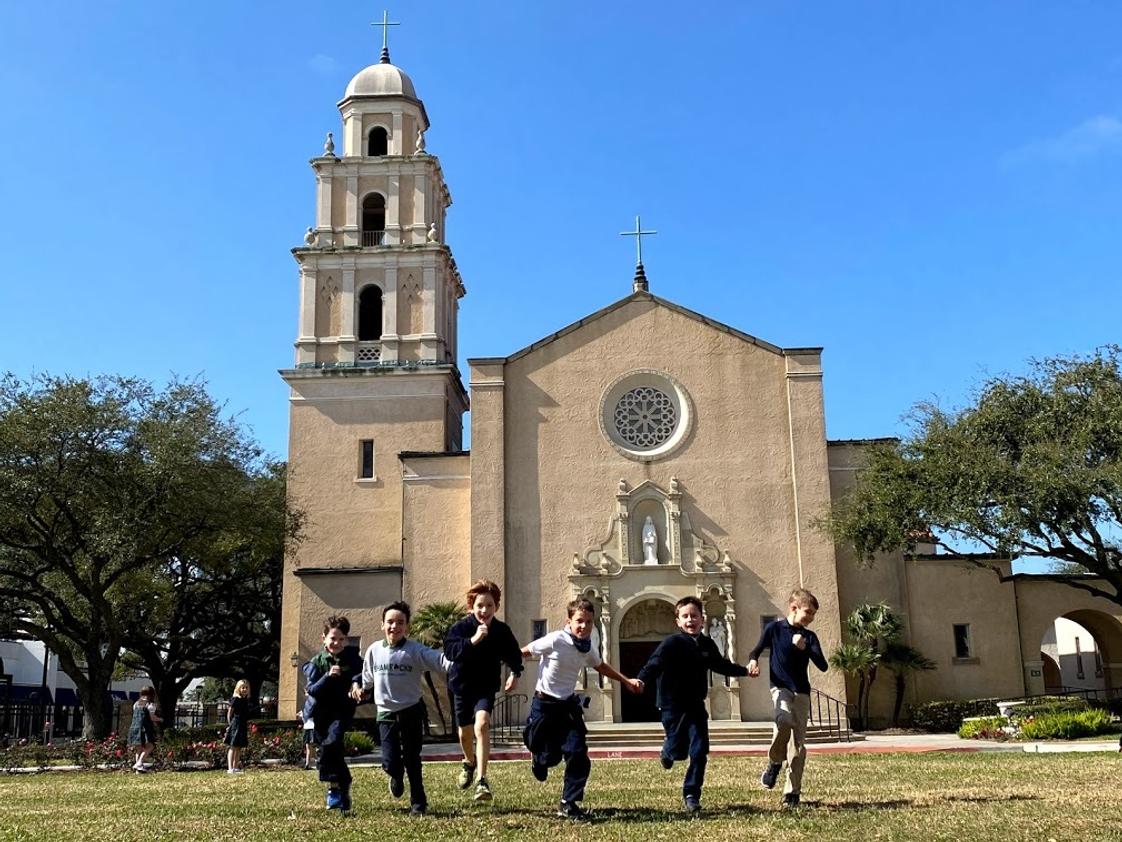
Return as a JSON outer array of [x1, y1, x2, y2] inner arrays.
[[619, 215, 657, 292]]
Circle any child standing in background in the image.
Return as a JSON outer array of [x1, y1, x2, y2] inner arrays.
[[127, 685, 162, 773], [224, 679, 250, 774]]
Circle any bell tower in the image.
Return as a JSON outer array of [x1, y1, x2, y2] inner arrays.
[[278, 28, 469, 718], [292, 36, 464, 369]]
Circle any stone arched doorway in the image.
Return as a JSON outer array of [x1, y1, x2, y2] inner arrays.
[[1038, 609, 1119, 696], [617, 599, 676, 722]]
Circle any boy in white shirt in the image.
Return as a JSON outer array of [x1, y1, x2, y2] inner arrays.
[[521, 597, 644, 821]]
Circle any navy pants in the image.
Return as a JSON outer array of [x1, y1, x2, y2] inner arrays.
[[379, 702, 428, 808], [523, 695, 591, 804], [315, 716, 353, 790], [661, 706, 710, 799]]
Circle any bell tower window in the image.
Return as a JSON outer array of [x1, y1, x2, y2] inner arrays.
[[362, 194, 386, 246], [367, 126, 388, 156], [358, 285, 384, 341]]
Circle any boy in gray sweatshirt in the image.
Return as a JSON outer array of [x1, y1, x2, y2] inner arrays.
[[357, 600, 449, 815]]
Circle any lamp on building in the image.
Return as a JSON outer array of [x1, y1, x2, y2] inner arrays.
[[288, 651, 299, 669]]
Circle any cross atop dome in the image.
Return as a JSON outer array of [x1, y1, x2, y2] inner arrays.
[[371, 10, 400, 64]]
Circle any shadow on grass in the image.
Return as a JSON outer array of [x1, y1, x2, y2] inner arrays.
[[588, 805, 762, 824], [806, 793, 1040, 812]]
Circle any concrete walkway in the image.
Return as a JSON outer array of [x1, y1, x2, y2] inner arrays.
[[348, 731, 1121, 765]]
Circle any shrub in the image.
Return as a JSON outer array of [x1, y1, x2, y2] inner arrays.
[[911, 698, 1000, 732], [1008, 697, 1089, 720], [345, 731, 375, 755], [957, 716, 1011, 740], [1019, 709, 1114, 740]]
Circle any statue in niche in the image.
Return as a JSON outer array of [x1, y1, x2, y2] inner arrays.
[[709, 617, 727, 656], [304, 227, 317, 247], [415, 128, 426, 155], [642, 517, 658, 565], [709, 617, 729, 686], [323, 131, 336, 156], [426, 221, 438, 243]]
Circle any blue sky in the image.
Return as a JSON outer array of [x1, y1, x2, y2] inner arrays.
[[2, 1, 1120, 474]]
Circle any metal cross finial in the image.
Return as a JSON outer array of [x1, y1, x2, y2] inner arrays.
[[372, 10, 400, 63], [619, 215, 657, 266]]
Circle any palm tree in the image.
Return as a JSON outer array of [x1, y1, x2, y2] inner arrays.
[[829, 642, 879, 731], [410, 601, 465, 736], [881, 643, 937, 727], [838, 602, 904, 729]]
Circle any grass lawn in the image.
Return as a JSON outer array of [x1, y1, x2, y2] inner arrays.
[[3, 753, 1121, 841]]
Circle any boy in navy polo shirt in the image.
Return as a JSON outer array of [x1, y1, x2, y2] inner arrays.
[[637, 595, 749, 815], [747, 588, 829, 809]]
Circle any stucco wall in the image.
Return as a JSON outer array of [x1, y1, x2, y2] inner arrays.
[[484, 297, 846, 719], [401, 453, 472, 609]]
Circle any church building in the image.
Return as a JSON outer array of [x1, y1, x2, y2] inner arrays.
[[277, 38, 1122, 728]]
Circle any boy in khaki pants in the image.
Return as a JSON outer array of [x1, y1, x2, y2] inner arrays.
[[747, 588, 828, 808]]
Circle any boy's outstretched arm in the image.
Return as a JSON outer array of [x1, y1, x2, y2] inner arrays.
[[635, 637, 670, 687], [809, 634, 829, 672], [595, 661, 643, 694], [745, 621, 773, 678]]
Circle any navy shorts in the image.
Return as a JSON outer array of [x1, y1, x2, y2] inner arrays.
[[453, 692, 495, 727]]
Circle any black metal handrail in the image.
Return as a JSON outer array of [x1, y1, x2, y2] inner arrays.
[[491, 692, 527, 743], [809, 688, 851, 741]]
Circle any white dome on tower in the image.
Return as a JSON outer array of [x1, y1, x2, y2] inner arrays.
[[343, 61, 417, 99]]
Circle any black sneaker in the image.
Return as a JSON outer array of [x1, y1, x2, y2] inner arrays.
[[339, 783, 352, 814], [531, 760, 548, 782], [659, 752, 674, 770], [389, 774, 405, 799], [760, 761, 782, 789], [557, 800, 588, 821], [684, 795, 701, 815], [782, 792, 801, 809], [409, 803, 427, 817]]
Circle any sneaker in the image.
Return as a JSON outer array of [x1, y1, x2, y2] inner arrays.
[[531, 760, 548, 782], [760, 761, 782, 790], [474, 776, 493, 802], [326, 788, 343, 810], [409, 803, 427, 817], [457, 761, 476, 789], [659, 752, 674, 770], [226, 769, 237, 775], [389, 774, 405, 799], [782, 792, 801, 810], [340, 784, 352, 814], [684, 795, 701, 815], [556, 800, 588, 821]]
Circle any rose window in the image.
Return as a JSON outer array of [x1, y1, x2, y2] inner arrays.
[[614, 387, 678, 448]]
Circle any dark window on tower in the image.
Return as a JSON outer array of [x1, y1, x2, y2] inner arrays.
[[358, 285, 383, 340], [953, 624, 972, 659], [359, 440, 374, 479], [368, 126, 388, 156], [362, 194, 386, 246], [532, 620, 547, 640]]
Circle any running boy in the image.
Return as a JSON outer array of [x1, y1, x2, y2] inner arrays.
[[443, 579, 524, 801], [521, 597, 644, 821], [636, 595, 748, 815], [358, 600, 448, 817], [303, 614, 363, 814], [747, 587, 829, 809]]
